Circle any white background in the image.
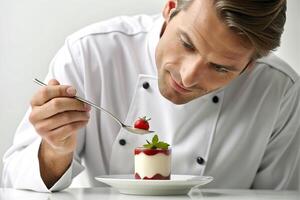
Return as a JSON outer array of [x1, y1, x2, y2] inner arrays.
[[0, 0, 299, 185]]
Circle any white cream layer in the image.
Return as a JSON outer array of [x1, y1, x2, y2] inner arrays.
[[134, 153, 171, 178]]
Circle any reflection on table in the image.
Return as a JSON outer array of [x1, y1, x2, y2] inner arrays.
[[0, 187, 299, 200]]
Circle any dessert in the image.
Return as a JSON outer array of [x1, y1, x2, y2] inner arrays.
[[134, 135, 171, 180]]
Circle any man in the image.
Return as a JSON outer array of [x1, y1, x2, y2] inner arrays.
[[2, 0, 299, 192]]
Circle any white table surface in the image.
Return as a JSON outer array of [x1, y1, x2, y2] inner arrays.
[[0, 187, 299, 200]]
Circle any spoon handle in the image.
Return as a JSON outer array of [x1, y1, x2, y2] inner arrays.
[[33, 78, 123, 126]]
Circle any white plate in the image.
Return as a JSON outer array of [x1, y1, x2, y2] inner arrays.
[[95, 174, 213, 195]]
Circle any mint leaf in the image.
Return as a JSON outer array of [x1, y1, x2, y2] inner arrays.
[[143, 144, 153, 149], [156, 142, 169, 150], [143, 134, 170, 150], [152, 134, 159, 144]]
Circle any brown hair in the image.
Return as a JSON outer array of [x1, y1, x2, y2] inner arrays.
[[172, 0, 287, 59]]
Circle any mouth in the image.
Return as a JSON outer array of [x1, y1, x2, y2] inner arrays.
[[168, 74, 192, 94]]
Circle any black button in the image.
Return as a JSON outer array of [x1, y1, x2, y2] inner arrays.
[[142, 82, 150, 89], [196, 157, 205, 165], [212, 96, 219, 103], [119, 139, 126, 146]]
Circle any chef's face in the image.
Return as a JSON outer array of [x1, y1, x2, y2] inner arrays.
[[155, 0, 254, 104]]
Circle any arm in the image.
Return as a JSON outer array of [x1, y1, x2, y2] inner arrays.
[[251, 80, 300, 190], [1, 41, 88, 192], [29, 78, 90, 189], [1, 107, 85, 192]]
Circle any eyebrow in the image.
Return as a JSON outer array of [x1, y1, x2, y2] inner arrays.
[[178, 29, 240, 72]]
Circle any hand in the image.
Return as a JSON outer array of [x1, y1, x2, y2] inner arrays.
[[29, 79, 91, 155]]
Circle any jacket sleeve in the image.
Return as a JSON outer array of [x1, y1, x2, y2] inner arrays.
[[251, 80, 300, 190], [1, 39, 86, 192]]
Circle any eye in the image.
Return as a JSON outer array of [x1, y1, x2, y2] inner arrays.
[[211, 64, 229, 73], [179, 37, 195, 51]]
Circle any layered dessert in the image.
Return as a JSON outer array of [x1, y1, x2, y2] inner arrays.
[[134, 134, 171, 180]]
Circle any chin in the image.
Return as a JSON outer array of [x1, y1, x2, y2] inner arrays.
[[157, 70, 203, 104], [158, 85, 194, 105], [168, 95, 191, 105], [167, 96, 188, 105]]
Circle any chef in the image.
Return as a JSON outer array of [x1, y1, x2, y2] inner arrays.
[[2, 0, 299, 192]]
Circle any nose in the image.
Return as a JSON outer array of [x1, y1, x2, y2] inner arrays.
[[180, 56, 206, 88]]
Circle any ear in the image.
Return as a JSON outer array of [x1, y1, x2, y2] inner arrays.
[[162, 0, 177, 23]]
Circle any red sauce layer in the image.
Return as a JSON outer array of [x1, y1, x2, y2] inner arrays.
[[135, 173, 170, 180], [134, 148, 171, 156]]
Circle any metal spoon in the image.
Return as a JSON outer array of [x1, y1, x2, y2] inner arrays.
[[33, 78, 154, 135]]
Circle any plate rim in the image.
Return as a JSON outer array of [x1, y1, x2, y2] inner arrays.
[[94, 174, 213, 184], [94, 174, 213, 195]]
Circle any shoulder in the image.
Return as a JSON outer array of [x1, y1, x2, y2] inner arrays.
[[227, 53, 300, 101], [65, 14, 161, 45], [256, 53, 299, 84], [253, 53, 300, 99]]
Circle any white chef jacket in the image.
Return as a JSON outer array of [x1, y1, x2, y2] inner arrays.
[[2, 14, 300, 192]]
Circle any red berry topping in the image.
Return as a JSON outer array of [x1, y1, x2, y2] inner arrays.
[[134, 116, 150, 130]]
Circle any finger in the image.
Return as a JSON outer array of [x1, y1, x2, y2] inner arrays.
[[35, 111, 90, 133], [37, 97, 90, 119], [45, 121, 88, 147], [48, 79, 60, 86], [31, 84, 77, 107]]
